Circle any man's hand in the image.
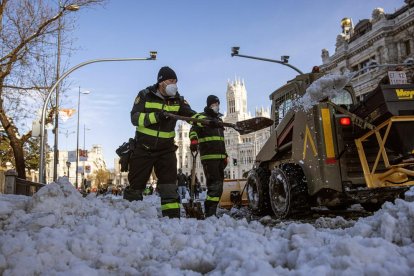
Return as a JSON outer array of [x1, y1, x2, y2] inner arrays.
[[157, 110, 169, 121], [224, 157, 228, 168], [208, 118, 222, 128], [190, 139, 198, 152]]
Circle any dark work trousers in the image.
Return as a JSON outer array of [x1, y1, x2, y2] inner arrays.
[[202, 159, 225, 217], [128, 146, 180, 218]]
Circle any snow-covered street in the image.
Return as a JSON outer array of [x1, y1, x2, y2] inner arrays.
[[1, 178, 414, 275]]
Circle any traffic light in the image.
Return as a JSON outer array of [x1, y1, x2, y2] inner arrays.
[[233, 158, 237, 166]]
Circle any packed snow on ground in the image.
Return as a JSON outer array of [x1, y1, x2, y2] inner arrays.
[[295, 73, 351, 111], [1, 178, 414, 275]]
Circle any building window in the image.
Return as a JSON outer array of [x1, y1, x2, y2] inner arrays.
[[360, 59, 370, 74], [351, 64, 359, 72], [404, 40, 411, 56]]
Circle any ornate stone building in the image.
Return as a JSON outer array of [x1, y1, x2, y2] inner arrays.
[[175, 78, 271, 184], [320, 0, 414, 98], [46, 144, 107, 187]]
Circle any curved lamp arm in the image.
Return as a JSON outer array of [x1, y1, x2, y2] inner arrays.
[[39, 54, 156, 183]]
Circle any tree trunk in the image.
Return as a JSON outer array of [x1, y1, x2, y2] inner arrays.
[[0, 98, 26, 179], [10, 138, 26, 179]]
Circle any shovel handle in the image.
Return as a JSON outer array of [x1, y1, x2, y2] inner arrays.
[[190, 150, 198, 200], [165, 112, 237, 128]]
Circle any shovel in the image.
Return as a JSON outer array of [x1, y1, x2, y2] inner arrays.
[[166, 113, 273, 135], [182, 150, 205, 220]]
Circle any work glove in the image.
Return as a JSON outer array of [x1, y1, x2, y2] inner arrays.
[[190, 139, 198, 152], [208, 118, 222, 128], [157, 110, 169, 121]]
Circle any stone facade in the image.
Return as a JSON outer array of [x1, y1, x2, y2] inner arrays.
[[46, 144, 107, 187], [320, 0, 414, 98]]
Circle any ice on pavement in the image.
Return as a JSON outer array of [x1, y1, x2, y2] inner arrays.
[[1, 178, 414, 275], [295, 73, 351, 111]]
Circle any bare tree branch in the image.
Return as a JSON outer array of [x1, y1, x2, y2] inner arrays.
[[0, 0, 106, 179]]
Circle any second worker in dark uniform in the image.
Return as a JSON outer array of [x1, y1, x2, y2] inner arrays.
[[189, 95, 228, 217]]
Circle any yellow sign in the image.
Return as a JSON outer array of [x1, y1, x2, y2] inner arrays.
[[395, 89, 414, 100], [303, 125, 317, 159]]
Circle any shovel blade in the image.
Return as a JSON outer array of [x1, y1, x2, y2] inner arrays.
[[183, 201, 205, 220], [234, 117, 274, 134]]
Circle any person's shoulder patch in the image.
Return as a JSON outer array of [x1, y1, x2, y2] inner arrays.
[[134, 96, 140, 104]]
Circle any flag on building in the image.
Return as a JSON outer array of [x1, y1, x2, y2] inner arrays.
[[79, 150, 88, 161], [59, 108, 76, 122], [67, 150, 77, 162], [67, 150, 88, 162], [85, 165, 91, 174]]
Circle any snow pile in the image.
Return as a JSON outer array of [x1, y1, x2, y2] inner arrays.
[[405, 186, 414, 202], [350, 199, 414, 245], [314, 216, 355, 229], [1, 179, 414, 275], [295, 73, 351, 111]]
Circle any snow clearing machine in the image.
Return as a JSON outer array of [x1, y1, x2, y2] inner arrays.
[[246, 68, 414, 218]]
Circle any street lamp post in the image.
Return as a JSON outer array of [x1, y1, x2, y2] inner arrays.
[[66, 161, 71, 179], [59, 129, 75, 150], [82, 124, 91, 188], [53, 2, 80, 182], [82, 124, 91, 183], [230, 46, 304, 75], [83, 124, 91, 151], [75, 87, 90, 189], [38, 52, 157, 183]]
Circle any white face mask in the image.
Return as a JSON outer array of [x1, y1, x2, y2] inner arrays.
[[211, 105, 220, 113], [164, 83, 178, 97]]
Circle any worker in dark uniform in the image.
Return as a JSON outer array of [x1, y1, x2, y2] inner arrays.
[[189, 95, 228, 217], [126, 66, 197, 218], [177, 168, 188, 202]]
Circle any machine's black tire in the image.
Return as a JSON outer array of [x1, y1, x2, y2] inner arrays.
[[361, 202, 383, 212], [246, 167, 271, 215], [269, 166, 310, 219]]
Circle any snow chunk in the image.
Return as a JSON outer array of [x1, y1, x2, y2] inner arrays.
[[295, 73, 351, 111]]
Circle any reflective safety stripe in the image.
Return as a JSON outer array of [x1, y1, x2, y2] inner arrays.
[[200, 154, 227, 160], [138, 113, 145, 126], [145, 102, 180, 112], [193, 114, 207, 126], [194, 114, 207, 119], [136, 126, 175, 138], [189, 131, 198, 139], [199, 136, 224, 143], [206, 196, 220, 202], [321, 108, 335, 159], [161, 202, 180, 210], [149, 112, 157, 124]]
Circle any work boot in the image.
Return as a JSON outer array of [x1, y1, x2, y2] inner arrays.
[[204, 200, 218, 217], [162, 208, 180, 219], [123, 186, 143, 202], [161, 200, 181, 218]]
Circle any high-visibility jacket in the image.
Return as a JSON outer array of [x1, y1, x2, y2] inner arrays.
[[131, 84, 196, 151], [189, 107, 227, 161]]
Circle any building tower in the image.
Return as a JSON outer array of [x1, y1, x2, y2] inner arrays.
[[226, 78, 250, 123]]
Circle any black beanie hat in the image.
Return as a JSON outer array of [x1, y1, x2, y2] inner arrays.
[[207, 95, 220, 106], [157, 66, 177, 83]]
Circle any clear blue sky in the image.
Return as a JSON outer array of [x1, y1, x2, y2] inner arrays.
[[54, 0, 403, 169]]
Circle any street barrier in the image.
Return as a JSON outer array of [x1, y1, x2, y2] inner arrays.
[[4, 170, 44, 196]]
